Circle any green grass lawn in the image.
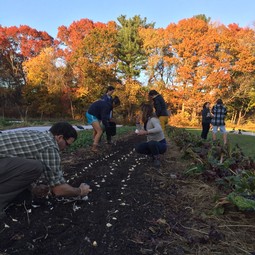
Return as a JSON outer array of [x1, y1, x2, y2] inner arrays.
[[185, 128, 255, 160]]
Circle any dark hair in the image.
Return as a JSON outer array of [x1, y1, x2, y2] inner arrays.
[[148, 90, 158, 96], [140, 102, 146, 111], [203, 102, 210, 109], [49, 122, 77, 140], [106, 86, 115, 93], [216, 99, 223, 105], [112, 96, 120, 106], [141, 104, 154, 123]]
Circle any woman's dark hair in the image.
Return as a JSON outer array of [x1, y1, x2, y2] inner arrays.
[[203, 102, 210, 109], [140, 102, 146, 111], [49, 122, 77, 140], [216, 99, 223, 105], [141, 104, 154, 123], [112, 96, 120, 106], [148, 90, 158, 96], [106, 86, 115, 93]]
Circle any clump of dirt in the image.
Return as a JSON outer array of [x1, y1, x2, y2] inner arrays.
[[0, 133, 254, 255]]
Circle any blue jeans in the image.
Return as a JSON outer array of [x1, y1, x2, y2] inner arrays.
[[135, 139, 167, 157]]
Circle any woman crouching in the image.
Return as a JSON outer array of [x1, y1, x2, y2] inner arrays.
[[135, 104, 167, 167]]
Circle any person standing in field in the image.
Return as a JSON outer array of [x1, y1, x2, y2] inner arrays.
[[201, 102, 213, 140], [101, 86, 116, 144], [211, 99, 228, 144], [148, 90, 169, 132]]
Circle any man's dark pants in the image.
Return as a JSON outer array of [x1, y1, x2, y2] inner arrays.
[[0, 157, 43, 211]]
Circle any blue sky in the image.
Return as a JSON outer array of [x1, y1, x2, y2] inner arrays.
[[1, 0, 254, 38]]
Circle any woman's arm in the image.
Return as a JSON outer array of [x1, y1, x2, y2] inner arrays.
[[147, 118, 162, 133]]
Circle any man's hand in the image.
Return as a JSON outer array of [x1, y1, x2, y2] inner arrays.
[[79, 183, 92, 196]]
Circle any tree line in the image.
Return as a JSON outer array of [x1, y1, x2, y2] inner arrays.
[[0, 14, 255, 125]]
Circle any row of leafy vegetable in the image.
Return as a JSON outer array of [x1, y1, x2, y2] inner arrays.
[[167, 126, 255, 212]]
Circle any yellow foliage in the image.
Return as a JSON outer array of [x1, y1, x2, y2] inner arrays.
[[75, 86, 90, 97], [23, 47, 66, 94]]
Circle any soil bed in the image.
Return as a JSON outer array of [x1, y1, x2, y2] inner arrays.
[[0, 133, 255, 255]]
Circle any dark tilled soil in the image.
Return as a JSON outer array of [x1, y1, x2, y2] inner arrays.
[[0, 133, 255, 255]]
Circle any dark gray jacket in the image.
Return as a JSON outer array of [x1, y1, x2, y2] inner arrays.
[[152, 94, 168, 117]]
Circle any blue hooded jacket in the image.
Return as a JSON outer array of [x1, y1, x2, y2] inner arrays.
[[87, 100, 113, 127]]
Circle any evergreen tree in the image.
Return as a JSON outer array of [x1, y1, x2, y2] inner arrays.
[[116, 15, 154, 80]]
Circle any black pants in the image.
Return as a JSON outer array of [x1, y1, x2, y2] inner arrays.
[[135, 139, 167, 157], [201, 122, 211, 139], [0, 157, 43, 211]]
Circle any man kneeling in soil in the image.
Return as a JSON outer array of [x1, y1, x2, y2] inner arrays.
[[0, 122, 91, 217]]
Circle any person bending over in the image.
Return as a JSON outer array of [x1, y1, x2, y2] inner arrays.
[[101, 85, 115, 103], [101, 86, 116, 144], [0, 122, 92, 217], [86, 96, 120, 152]]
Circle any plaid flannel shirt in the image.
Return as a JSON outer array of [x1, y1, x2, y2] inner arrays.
[[211, 104, 227, 126], [0, 130, 65, 186]]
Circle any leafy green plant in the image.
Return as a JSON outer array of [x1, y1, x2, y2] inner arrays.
[[167, 126, 255, 212], [68, 126, 135, 151], [184, 165, 205, 175], [227, 192, 255, 211], [221, 170, 255, 194]]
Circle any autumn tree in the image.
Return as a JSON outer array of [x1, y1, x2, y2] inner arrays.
[[0, 25, 53, 118], [23, 47, 71, 119], [1, 17, 255, 125], [223, 24, 255, 124], [71, 22, 120, 107], [139, 27, 176, 87], [117, 79, 147, 122], [165, 17, 215, 120], [56, 19, 121, 117]]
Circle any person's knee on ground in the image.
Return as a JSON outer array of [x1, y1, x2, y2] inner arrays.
[[0, 158, 43, 211]]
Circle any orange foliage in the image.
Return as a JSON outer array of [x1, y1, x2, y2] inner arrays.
[[1, 16, 255, 121]]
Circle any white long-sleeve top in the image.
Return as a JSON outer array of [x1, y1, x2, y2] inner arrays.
[[145, 117, 165, 142]]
